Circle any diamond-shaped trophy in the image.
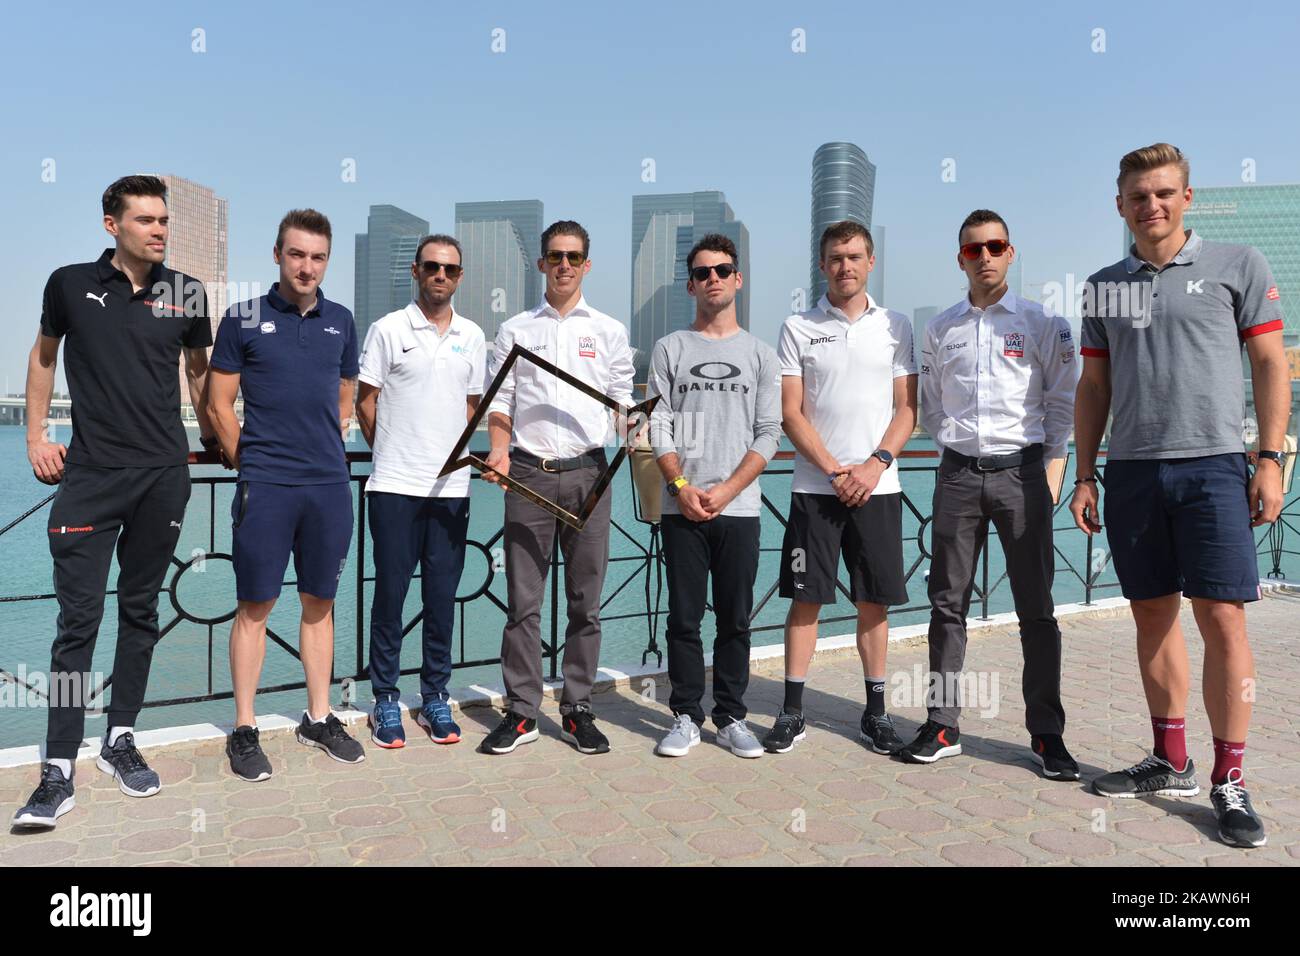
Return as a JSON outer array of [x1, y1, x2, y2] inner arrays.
[[438, 344, 659, 530]]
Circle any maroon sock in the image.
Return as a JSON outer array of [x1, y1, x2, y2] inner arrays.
[[1211, 738, 1246, 786], [1151, 716, 1188, 770]]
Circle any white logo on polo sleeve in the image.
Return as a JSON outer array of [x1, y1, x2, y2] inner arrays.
[[324, 326, 341, 335], [1186, 280, 1205, 294], [260, 321, 276, 334]]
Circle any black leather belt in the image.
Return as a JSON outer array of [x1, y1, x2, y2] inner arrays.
[[944, 443, 1043, 473], [512, 448, 606, 473]]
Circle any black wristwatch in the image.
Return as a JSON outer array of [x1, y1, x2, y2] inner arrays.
[[1258, 450, 1286, 468], [871, 449, 894, 466], [200, 434, 219, 450]]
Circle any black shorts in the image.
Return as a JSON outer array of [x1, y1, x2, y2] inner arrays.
[[779, 491, 908, 606]]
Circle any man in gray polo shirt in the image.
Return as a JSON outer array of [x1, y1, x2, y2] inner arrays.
[[648, 233, 782, 759], [1071, 143, 1289, 848]]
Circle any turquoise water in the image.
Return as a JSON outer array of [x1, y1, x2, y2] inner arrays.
[[0, 424, 1223, 749]]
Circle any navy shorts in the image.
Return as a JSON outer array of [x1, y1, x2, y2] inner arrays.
[[1102, 454, 1260, 603], [231, 481, 354, 602]]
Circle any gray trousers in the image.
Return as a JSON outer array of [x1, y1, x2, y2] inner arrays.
[[926, 452, 1065, 734], [500, 456, 611, 719]]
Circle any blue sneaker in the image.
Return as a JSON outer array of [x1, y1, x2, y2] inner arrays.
[[369, 697, 406, 749], [417, 696, 461, 744]]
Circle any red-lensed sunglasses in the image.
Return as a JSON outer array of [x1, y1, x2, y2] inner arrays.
[[959, 239, 1011, 260]]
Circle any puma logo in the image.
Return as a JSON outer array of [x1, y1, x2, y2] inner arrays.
[[86, 292, 108, 308], [169, 521, 182, 529]]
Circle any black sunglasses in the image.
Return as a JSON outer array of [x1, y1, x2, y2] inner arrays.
[[418, 261, 463, 278], [689, 263, 738, 282], [543, 250, 586, 267]]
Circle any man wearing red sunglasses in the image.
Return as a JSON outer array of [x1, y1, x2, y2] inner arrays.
[[909, 210, 1078, 776]]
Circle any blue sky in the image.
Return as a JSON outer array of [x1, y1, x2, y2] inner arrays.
[[1, 0, 1295, 390]]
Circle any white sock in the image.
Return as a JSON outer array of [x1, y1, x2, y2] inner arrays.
[[305, 709, 329, 725], [108, 726, 132, 746], [48, 758, 73, 779]]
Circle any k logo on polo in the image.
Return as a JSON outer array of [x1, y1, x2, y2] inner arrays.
[[1187, 280, 1205, 294]]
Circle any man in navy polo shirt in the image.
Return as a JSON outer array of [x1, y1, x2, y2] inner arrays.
[[208, 209, 363, 781], [1072, 144, 1290, 848]]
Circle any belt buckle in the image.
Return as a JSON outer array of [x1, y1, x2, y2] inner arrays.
[[976, 457, 997, 472], [540, 458, 559, 473]]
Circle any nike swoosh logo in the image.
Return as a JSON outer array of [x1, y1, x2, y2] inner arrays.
[[402, 346, 417, 353]]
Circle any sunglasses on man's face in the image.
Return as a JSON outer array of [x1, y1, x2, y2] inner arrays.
[[689, 263, 738, 283], [959, 239, 1011, 261], [544, 250, 586, 267], [418, 261, 463, 278]]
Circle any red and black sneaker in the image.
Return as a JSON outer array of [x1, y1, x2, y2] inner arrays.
[[479, 711, 539, 755], [897, 719, 962, 764], [1031, 734, 1080, 781], [560, 707, 610, 754]]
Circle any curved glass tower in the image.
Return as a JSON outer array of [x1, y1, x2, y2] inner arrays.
[[810, 142, 876, 303]]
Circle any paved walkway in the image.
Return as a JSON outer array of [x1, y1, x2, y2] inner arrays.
[[2, 594, 1298, 866]]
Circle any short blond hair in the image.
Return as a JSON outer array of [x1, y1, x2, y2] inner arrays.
[[1117, 143, 1190, 192]]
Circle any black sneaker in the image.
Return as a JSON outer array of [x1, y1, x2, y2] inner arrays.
[[1093, 754, 1198, 798], [296, 712, 365, 764], [861, 711, 905, 754], [1031, 734, 1080, 781], [762, 710, 807, 754], [227, 725, 272, 782], [12, 764, 75, 830], [560, 708, 610, 755], [897, 719, 962, 763], [1210, 769, 1267, 848], [480, 711, 539, 755], [96, 731, 161, 797]]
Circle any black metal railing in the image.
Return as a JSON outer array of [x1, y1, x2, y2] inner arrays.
[[1, 448, 1295, 725]]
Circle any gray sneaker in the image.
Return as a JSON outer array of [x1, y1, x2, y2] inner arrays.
[[715, 719, 763, 759], [96, 732, 161, 797], [12, 764, 76, 829], [656, 713, 700, 757]]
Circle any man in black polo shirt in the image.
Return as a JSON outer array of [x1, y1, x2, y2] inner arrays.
[[13, 175, 220, 830]]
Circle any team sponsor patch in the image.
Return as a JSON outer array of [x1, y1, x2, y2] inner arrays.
[[260, 322, 276, 334], [1061, 347, 1076, 364], [1266, 286, 1280, 301], [1059, 329, 1072, 343], [809, 335, 837, 345], [577, 335, 596, 358], [1003, 332, 1025, 357], [920, 363, 931, 375]]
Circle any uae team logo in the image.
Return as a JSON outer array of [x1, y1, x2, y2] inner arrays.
[[1003, 331, 1025, 357], [577, 335, 597, 358]]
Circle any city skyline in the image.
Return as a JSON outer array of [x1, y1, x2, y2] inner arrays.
[[5, 3, 1298, 394], [810, 142, 876, 304], [454, 200, 544, 342]]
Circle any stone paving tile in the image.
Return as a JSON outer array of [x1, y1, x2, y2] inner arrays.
[[3, 596, 1299, 865]]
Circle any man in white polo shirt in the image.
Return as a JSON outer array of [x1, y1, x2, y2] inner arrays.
[[765, 220, 918, 756], [357, 234, 485, 749]]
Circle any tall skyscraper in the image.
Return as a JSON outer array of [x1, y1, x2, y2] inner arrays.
[[810, 142, 876, 303], [867, 224, 886, 304], [355, 204, 429, 343], [454, 200, 544, 341], [161, 174, 227, 406], [630, 191, 749, 379], [1007, 254, 1023, 298]]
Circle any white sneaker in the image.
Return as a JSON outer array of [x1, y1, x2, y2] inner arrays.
[[656, 713, 700, 757], [715, 719, 763, 758]]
